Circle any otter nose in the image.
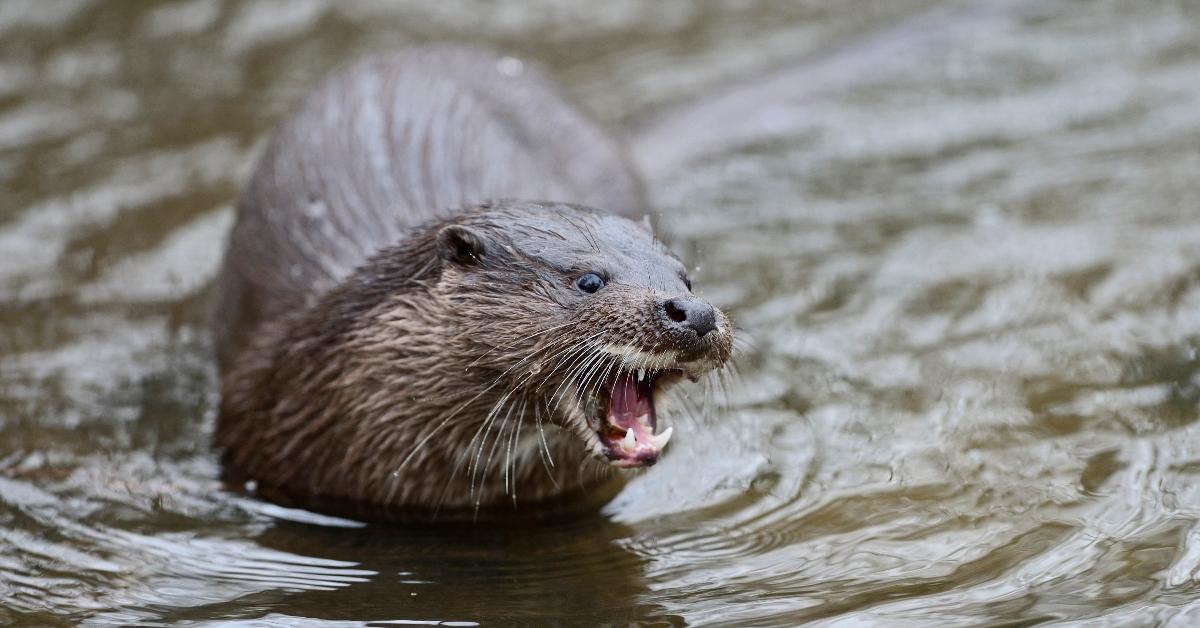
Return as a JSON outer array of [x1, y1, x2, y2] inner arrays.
[[662, 297, 718, 338]]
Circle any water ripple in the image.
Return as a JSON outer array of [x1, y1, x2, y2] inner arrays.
[[3, 0, 1200, 624]]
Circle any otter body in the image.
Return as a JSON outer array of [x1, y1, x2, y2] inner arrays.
[[216, 49, 644, 369], [215, 48, 732, 520]]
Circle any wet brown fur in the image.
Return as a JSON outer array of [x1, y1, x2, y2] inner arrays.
[[215, 50, 732, 520], [219, 202, 731, 518]]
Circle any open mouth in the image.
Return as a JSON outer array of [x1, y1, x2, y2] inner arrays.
[[593, 368, 683, 468]]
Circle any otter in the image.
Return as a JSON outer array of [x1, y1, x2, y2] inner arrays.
[[214, 47, 733, 520]]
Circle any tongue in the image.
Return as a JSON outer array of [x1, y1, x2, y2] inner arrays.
[[601, 371, 666, 467], [608, 371, 655, 432]]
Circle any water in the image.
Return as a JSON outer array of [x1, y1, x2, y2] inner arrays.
[[3, 1, 1200, 625]]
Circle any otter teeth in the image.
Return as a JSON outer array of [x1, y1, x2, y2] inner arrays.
[[620, 426, 673, 452], [622, 427, 637, 451], [637, 368, 646, 382], [649, 426, 674, 449]]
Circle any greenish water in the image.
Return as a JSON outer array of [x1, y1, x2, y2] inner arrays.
[[3, 1, 1200, 625]]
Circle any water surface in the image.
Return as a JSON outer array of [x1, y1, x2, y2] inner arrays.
[[3, 1, 1200, 625]]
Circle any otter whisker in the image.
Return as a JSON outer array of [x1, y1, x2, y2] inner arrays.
[[535, 331, 609, 394], [391, 375, 507, 476], [433, 383, 524, 515], [551, 353, 602, 417], [585, 357, 619, 398], [503, 395, 523, 496], [533, 402, 558, 479], [505, 394, 531, 502], [670, 387, 704, 431], [531, 342, 593, 395], [602, 343, 679, 372], [574, 349, 617, 408], [476, 395, 523, 513], [462, 412, 501, 496], [571, 358, 616, 428], [477, 336, 590, 444], [571, 348, 610, 397], [467, 384, 525, 493], [549, 340, 605, 396], [555, 355, 617, 442], [715, 367, 735, 408], [555, 344, 606, 389], [451, 393, 507, 490], [394, 334, 572, 479], [449, 334, 601, 500], [549, 342, 611, 417], [464, 320, 575, 371], [727, 360, 748, 392], [472, 393, 519, 503], [730, 333, 753, 355], [539, 336, 612, 414]]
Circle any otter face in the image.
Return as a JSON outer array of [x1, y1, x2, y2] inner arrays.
[[435, 202, 734, 470]]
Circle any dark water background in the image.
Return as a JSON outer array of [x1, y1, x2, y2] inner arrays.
[[3, 1, 1200, 625]]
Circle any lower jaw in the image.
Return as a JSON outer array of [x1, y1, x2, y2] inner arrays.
[[606, 454, 658, 468]]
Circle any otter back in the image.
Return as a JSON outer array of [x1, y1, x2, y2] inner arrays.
[[214, 47, 645, 369]]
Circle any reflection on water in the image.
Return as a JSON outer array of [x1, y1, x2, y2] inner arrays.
[[3, 0, 1200, 625]]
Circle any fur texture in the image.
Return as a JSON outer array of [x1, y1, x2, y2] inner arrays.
[[218, 202, 732, 519], [214, 48, 732, 521]]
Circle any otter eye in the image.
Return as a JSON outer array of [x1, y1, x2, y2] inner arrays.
[[575, 272, 605, 293]]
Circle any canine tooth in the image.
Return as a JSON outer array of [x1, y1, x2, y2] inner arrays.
[[649, 426, 674, 449], [622, 428, 637, 451], [637, 368, 645, 382]]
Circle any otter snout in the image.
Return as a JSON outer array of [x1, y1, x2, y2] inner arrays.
[[654, 295, 732, 366], [662, 297, 718, 338]]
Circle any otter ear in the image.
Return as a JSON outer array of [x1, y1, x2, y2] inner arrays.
[[437, 224, 487, 265]]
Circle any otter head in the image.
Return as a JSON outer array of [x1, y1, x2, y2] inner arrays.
[[432, 201, 733, 471]]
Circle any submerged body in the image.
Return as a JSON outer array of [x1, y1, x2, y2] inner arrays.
[[215, 48, 732, 520]]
